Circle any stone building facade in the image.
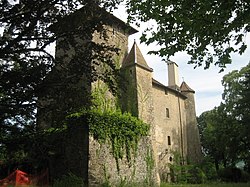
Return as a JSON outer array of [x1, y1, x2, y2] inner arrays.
[[121, 42, 202, 182], [37, 6, 202, 186]]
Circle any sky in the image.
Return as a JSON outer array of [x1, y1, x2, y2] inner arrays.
[[113, 5, 250, 116]]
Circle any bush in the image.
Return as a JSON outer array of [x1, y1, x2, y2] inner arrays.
[[218, 167, 250, 183], [168, 161, 206, 184], [187, 166, 206, 184], [199, 159, 218, 182], [241, 170, 250, 182], [51, 173, 84, 187], [169, 153, 218, 184]]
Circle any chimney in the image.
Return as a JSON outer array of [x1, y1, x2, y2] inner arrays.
[[167, 61, 180, 89]]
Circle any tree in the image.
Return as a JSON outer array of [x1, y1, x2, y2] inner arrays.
[[197, 105, 240, 171], [0, 0, 122, 126], [126, 0, 250, 70], [0, 0, 122, 171], [222, 63, 250, 171], [198, 63, 250, 172]]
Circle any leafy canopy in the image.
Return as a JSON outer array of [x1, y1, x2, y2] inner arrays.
[[198, 63, 250, 171], [0, 0, 122, 127], [126, 0, 250, 70], [197, 106, 240, 170], [0, 0, 123, 167]]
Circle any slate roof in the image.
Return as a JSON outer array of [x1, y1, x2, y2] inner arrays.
[[122, 41, 153, 72], [180, 81, 195, 93]]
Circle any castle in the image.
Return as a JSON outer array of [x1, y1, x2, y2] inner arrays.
[[37, 6, 202, 186]]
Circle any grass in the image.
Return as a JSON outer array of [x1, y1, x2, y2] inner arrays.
[[2, 182, 250, 187], [160, 183, 250, 187]]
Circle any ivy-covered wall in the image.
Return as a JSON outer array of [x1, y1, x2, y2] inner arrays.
[[67, 109, 155, 186]]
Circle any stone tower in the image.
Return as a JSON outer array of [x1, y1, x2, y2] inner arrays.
[[36, 5, 139, 184], [121, 41, 153, 120], [180, 81, 202, 163], [121, 41, 160, 183]]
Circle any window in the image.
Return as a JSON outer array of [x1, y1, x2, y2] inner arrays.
[[169, 156, 173, 162], [167, 136, 171, 145], [166, 108, 170, 118], [165, 88, 168, 95]]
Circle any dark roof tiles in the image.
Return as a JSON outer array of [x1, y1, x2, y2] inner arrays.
[[122, 41, 152, 71], [180, 81, 195, 93]]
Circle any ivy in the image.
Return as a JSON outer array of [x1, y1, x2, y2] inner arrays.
[[67, 109, 150, 171]]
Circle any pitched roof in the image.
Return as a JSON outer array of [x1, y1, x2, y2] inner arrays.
[[50, 4, 138, 35], [122, 41, 153, 72], [152, 79, 187, 99], [180, 81, 195, 93]]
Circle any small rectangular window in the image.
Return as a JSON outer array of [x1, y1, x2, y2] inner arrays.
[[168, 136, 171, 145], [166, 108, 170, 118], [165, 89, 168, 95]]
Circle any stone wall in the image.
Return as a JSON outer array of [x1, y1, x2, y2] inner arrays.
[[88, 137, 158, 186], [135, 64, 160, 185], [92, 25, 130, 67], [182, 92, 202, 163], [152, 83, 187, 181]]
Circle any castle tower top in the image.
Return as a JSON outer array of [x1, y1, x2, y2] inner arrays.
[[50, 4, 138, 36], [180, 81, 195, 93], [122, 41, 153, 72]]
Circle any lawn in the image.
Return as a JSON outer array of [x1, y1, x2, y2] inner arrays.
[[160, 183, 250, 187]]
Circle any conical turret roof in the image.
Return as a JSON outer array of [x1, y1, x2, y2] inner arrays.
[[122, 41, 152, 71], [180, 81, 195, 93]]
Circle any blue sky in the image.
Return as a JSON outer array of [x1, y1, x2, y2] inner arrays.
[[113, 6, 250, 116]]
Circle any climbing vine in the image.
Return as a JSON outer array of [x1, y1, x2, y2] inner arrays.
[[145, 147, 155, 185], [67, 109, 150, 171]]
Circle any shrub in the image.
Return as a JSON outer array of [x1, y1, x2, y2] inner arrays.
[[199, 158, 218, 182], [218, 167, 248, 183], [51, 173, 84, 187]]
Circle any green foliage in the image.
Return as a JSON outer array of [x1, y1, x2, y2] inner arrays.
[[145, 148, 155, 186], [197, 106, 241, 170], [126, 0, 250, 70], [67, 108, 150, 171], [0, 0, 122, 169], [92, 80, 119, 112], [169, 162, 206, 184], [218, 167, 250, 183], [199, 158, 218, 182], [197, 63, 250, 172], [51, 173, 84, 187], [168, 152, 218, 184], [168, 152, 192, 183]]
